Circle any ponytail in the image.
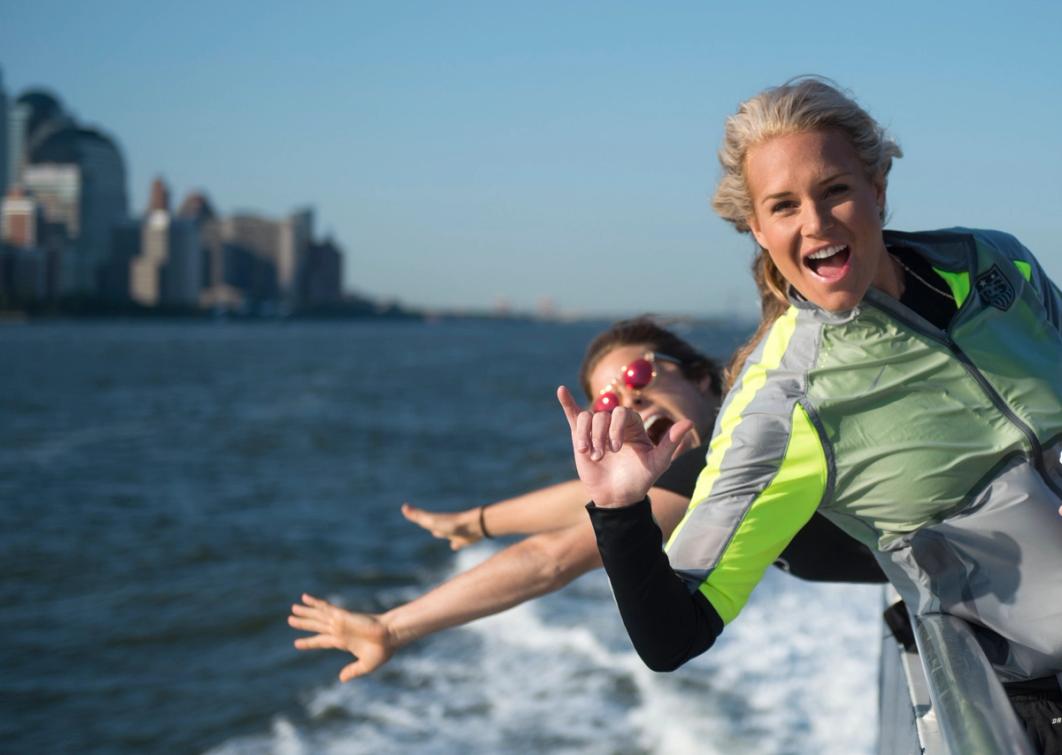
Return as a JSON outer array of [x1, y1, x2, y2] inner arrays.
[[723, 250, 790, 391]]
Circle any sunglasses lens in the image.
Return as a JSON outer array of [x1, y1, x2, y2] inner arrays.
[[592, 391, 620, 412], [623, 358, 655, 390]]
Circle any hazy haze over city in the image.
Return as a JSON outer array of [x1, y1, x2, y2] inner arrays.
[[2, 1, 1059, 317]]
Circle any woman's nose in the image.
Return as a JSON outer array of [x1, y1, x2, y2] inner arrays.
[[802, 201, 833, 236], [627, 394, 652, 412]]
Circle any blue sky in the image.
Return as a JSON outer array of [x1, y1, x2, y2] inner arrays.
[[2, 1, 1060, 317]]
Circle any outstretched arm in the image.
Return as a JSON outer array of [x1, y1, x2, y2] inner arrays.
[[400, 479, 591, 550], [290, 486, 693, 681]]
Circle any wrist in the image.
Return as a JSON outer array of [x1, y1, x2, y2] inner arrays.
[[379, 609, 414, 648], [589, 492, 648, 509], [478, 504, 494, 539]]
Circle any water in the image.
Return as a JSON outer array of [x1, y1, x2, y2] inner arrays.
[[0, 320, 883, 754]]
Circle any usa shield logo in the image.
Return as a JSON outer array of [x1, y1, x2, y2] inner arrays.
[[975, 265, 1016, 310]]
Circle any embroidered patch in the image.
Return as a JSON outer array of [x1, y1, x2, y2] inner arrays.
[[975, 265, 1016, 310]]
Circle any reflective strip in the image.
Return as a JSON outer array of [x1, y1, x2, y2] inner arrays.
[[698, 403, 827, 623], [934, 268, 971, 308], [666, 307, 798, 548], [1013, 260, 1032, 282]]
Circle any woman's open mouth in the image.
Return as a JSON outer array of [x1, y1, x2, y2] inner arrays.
[[805, 244, 850, 281], [644, 415, 674, 446]]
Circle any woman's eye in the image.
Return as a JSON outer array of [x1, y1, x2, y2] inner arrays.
[[826, 183, 849, 196], [770, 200, 796, 214]]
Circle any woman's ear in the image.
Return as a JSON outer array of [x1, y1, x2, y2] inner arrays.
[[696, 373, 720, 401], [748, 214, 768, 251], [873, 173, 886, 217]]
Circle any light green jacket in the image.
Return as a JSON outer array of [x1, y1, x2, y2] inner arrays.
[[667, 228, 1062, 682]]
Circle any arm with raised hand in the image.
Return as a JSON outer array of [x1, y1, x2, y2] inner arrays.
[[400, 478, 593, 550], [557, 385, 724, 671], [290, 484, 693, 681]]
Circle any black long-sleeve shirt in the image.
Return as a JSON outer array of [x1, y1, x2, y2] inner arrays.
[[588, 497, 722, 670]]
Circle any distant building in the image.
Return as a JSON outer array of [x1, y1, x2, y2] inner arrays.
[[0, 68, 8, 192], [299, 238, 343, 307], [0, 186, 48, 301], [1, 185, 41, 247], [9, 89, 129, 294], [219, 213, 281, 306], [279, 208, 313, 305], [0, 245, 47, 301], [97, 219, 140, 302], [20, 164, 80, 292], [216, 209, 338, 311], [9, 90, 63, 193], [176, 191, 220, 286], [6, 100, 32, 192], [129, 178, 201, 307]]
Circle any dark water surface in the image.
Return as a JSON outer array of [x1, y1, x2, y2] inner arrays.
[[1, 319, 880, 754]]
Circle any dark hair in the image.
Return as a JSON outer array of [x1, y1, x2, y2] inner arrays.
[[578, 316, 722, 400]]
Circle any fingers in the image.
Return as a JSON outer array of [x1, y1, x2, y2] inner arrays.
[[401, 503, 444, 538], [399, 502, 423, 525], [608, 407, 628, 452], [294, 634, 340, 650], [652, 419, 694, 467], [573, 405, 591, 454], [559, 385, 641, 463], [340, 660, 370, 683], [288, 614, 330, 634], [590, 409, 612, 460], [289, 594, 337, 635], [556, 386, 582, 430], [450, 538, 466, 551]]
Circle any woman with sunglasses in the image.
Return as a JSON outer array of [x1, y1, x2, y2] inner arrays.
[[399, 329, 717, 550], [560, 78, 1062, 751], [289, 317, 885, 681]]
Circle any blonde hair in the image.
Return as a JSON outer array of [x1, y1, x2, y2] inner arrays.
[[712, 76, 902, 233], [723, 254, 790, 391], [713, 77, 903, 382]]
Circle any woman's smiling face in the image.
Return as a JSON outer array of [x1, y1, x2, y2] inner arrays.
[[745, 128, 900, 312], [587, 343, 718, 459]]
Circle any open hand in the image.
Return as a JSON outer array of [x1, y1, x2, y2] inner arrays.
[[288, 593, 395, 681], [556, 386, 692, 508], [400, 503, 482, 550]]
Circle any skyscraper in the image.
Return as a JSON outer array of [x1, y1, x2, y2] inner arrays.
[[0, 185, 48, 300], [19, 164, 79, 293], [130, 178, 200, 307], [9, 89, 129, 294], [278, 208, 313, 307], [0, 68, 8, 192], [219, 213, 281, 305], [6, 101, 29, 191], [1, 186, 41, 247], [299, 237, 344, 307]]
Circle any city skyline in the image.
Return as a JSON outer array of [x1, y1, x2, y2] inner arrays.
[[0, 81, 347, 314], [2, 2, 1060, 317]]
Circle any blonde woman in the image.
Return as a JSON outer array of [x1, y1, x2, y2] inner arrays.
[[559, 78, 1062, 751]]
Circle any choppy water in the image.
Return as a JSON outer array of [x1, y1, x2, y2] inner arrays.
[[1, 320, 883, 754]]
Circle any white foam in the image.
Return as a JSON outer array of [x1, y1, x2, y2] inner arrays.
[[213, 544, 881, 754]]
